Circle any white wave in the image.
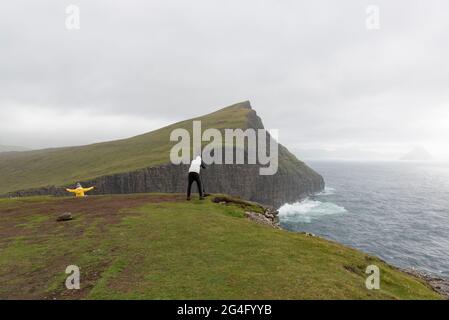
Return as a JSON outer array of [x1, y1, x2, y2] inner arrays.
[[279, 198, 347, 223], [317, 187, 336, 196]]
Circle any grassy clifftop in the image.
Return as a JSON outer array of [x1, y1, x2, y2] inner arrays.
[[0, 194, 441, 299]]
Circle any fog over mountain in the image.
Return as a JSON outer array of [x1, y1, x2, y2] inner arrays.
[[1, 0, 448, 159], [295, 147, 396, 161], [0, 145, 30, 153]]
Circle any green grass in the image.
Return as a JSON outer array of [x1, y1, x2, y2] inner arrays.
[[15, 214, 50, 229], [0, 194, 441, 299]]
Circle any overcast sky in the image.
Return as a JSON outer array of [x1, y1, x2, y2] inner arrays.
[[1, 0, 448, 159]]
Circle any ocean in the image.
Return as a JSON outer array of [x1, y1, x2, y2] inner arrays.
[[279, 160, 449, 277]]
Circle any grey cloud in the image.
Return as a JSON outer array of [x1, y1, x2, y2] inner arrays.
[[0, 0, 448, 157]]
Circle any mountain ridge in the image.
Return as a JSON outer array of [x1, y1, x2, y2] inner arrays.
[[0, 101, 324, 207]]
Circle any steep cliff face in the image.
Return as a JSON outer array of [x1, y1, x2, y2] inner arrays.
[[2, 101, 324, 207], [8, 162, 323, 208]]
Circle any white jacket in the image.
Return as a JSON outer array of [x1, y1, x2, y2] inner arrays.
[[189, 156, 203, 174]]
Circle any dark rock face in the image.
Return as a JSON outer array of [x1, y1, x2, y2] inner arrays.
[[6, 162, 324, 208], [245, 211, 280, 229]]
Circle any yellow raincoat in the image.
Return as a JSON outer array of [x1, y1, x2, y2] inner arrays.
[[66, 186, 94, 197]]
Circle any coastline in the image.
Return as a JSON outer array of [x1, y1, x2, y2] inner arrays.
[[251, 197, 449, 299], [400, 268, 449, 299]]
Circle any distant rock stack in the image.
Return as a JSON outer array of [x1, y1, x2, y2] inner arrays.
[[400, 146, 433, 161]]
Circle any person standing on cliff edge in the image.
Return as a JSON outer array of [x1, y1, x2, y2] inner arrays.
[[187, 155, 206, 200]]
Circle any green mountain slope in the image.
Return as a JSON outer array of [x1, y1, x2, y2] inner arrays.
[[0, 102, 264, 194]]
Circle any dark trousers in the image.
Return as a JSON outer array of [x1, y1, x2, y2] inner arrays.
[[187, 172, 203, 198]]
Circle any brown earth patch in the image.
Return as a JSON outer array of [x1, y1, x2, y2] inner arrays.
[[0, 194, 184, 238], [0, 193, 184, 299]]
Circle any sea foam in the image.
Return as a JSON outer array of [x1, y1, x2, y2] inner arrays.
[[279, 198, 347, 223], [317, 187, 336, 196]]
